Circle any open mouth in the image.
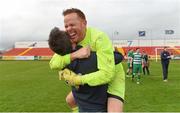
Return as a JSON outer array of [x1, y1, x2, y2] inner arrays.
[[69, 32, 76, 39]]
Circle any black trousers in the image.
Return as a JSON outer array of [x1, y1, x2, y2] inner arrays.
[[161, 61, 169, 80], [143, 66, 150, 75]]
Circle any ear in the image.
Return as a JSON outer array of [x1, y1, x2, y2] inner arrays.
[[83, 20, 87, 26]]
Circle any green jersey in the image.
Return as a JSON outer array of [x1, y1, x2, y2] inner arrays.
[[49, 27, 115, 86], [127, 51, 133, 63], [132, 52, 142, 65]]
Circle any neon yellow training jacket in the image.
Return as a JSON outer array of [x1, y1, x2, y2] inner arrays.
[[49, 27, 115, 86]]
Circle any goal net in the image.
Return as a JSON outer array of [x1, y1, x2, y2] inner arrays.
[[155, 47, 180, 62]]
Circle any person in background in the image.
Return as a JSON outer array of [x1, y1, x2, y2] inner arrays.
[[160, 47, 171, 82], [142, 50, 150, 75], [131, 48, 143, 84], [126, 49, 133, 77]]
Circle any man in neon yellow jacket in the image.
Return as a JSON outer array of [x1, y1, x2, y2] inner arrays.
[[49, 8, 125, 112]]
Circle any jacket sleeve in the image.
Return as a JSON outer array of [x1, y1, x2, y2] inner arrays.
[[80, 33, 115, 86], [161, 52, 170, 60], [161, 52, 165, 60], [49, 53, 71, 70]]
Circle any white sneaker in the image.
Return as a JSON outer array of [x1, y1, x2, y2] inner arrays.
[[163, 79, 168, 82], [126, 75, 131, 77]]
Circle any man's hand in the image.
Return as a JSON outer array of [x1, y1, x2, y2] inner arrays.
[[70, 46, 91, 61], [59, 68, 82, 86], [167, 56, 171, 59]]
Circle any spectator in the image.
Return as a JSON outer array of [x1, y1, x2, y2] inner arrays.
[[142, 50, 150, 75], [161, 47, 171, 82]]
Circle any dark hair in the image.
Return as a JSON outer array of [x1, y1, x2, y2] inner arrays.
[[48, 27, 72, 55], [63, 8, 86, 20]]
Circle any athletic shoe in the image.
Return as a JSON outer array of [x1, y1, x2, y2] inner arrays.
[[131, 77, 134, 81], [126, 75, 131, 77]]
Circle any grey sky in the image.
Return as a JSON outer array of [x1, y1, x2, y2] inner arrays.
[[0, 0, 180, 49]]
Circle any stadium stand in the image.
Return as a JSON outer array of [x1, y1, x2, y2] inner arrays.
[[1, 42, 54, 60], [122, 46, 179, 55], [3, 48, 54, 56], [22, 48, 53, 56], [3, 48, 29, 56], [1, 40, 180, 60]]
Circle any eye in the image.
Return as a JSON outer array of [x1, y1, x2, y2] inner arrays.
[[65, 25, 68, 29], [69, 23, 75, 27]]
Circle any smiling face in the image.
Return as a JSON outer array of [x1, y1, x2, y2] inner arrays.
[[64, 13, 87, 44]]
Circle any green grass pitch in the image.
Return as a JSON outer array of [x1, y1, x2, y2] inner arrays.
[[0, 60, 180, 112]]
